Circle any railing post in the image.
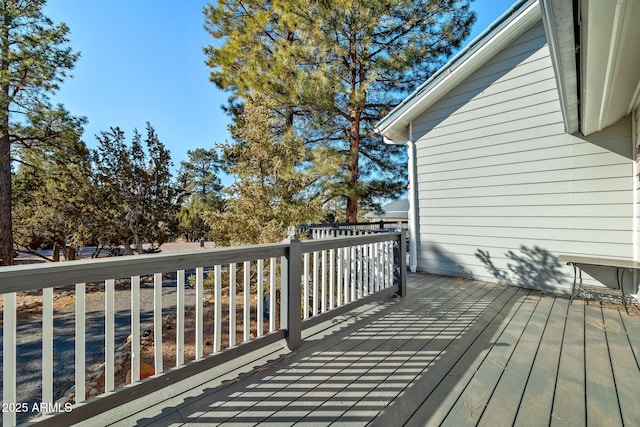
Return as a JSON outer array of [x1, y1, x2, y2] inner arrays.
[[395, 229, 407, 297], [285, 238, 302, 349]]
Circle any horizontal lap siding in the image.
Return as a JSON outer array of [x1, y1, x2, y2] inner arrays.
[[411, 21, 633, 292]]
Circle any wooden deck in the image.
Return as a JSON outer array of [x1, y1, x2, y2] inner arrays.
[[121, 273, 640, 426]]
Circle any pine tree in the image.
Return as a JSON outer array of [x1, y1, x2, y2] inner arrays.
[[208, 96, 324, 245], [12, 108, 94, 261], [204, 0, 475, 222], [92, 123, 179, 253], [176, 148, 224, 241], [0, 0, 79, 264]]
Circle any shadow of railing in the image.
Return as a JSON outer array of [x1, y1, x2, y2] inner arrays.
[[132, 274, 520, 426]]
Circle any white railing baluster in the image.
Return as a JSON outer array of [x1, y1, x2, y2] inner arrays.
[[75, 283, 86, 403], [371, 242, 376, 292], [303, 253, 309, 319], [195, 267, 204, 359], [153, 273, 163, 374], [344, 246, 350, 304], [131, 276, 141, 382], [363, 245, 369, 297], [367, 243, 372, 293], [312, 251, 318, 316], [373, 243, 378, 292], [379, 242, 384, 290], [229, 263, 236, 347], [388, 241, 392, 288], [176, 270, 185, 366], [321, 250, 327, 313], [384, 243, 393, 288], [387, 242, 400, 287], [3, 292, 16, 427], [358, 246, 363, 299], [337, 248, 343, 307], [243, 261, 250, 342], [350, 246, 356, 302], [269, 258, 276, 332], [214, 265, 222, 352], [42, 287, 53, 412], [105, 279, 115, 392], [383, 242, 389, 288], [257, 259, 264, 336], [375, 242, 381, 292], [329, 249, 335, 310]]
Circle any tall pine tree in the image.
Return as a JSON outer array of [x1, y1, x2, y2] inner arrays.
[[12, 108, 93, 261], [209, 95, 324, 245], [204, 0, 475, 221], [0, 0, 79, 264]]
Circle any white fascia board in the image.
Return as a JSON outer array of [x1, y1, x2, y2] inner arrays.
[[383, 136, 408, 146], [539, 0, 579, 134], [375, 0, 541, 143]]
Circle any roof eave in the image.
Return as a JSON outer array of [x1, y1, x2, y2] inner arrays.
[[539, 0, 579, 134], [375, 0, 541, 142]]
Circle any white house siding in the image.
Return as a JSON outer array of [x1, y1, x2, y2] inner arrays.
[[411, 21, 634, 293]]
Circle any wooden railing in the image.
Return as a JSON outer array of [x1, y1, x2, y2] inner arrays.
[[298, 220, 409, 238], [0, 231, 406, 426]]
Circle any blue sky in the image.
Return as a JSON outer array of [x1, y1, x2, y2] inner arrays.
[[44, 0, 516, 180]]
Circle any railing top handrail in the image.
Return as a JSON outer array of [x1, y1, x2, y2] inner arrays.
[[0, 232, 404, 293], [300, 221, 407, 229], [300, 232, 402, 254], [0, 242, 288, 293]]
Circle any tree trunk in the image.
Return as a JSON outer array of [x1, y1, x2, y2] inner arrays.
[[52, 243, 61, 262], [0, 133, 12, 265], [345, 108, 361, 223], [0, 14, 12, 265], [0, 85, 12, 264], [67, 245, 77, 260], [133, 233, 144, 254], [123, 241, 135, 255]]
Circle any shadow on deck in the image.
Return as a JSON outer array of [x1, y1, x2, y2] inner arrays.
[[106, 273, 640, 426]]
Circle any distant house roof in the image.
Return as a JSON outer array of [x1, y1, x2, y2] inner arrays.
[[376, 0, 640, 141], [364, 199, 409, 219]]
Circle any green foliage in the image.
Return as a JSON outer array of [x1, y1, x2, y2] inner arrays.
[[208, 96, 324, 245], [204, 0, 475, 221], [176, 198, 212, 242], [177, 148, 224, 207], [176, 148, 224, 241], [12, 106, 93, 261], [92, 123, 179, 253], [0, 0, 79, 264]]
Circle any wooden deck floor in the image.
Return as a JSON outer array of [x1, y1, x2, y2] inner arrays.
[[127, 273, 640, 427]]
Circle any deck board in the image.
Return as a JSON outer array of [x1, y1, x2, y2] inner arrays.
[[115, 273, 640, 427], [602, 309, 640, 426], [584, 304, 622, 426], [399, 285, 523, 426], [512, 296, 566, 426], [441, 290, 534, 426], [479, 292, 553, 426], [550, 301, 586, 426], [620, 309, 640, 368]]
